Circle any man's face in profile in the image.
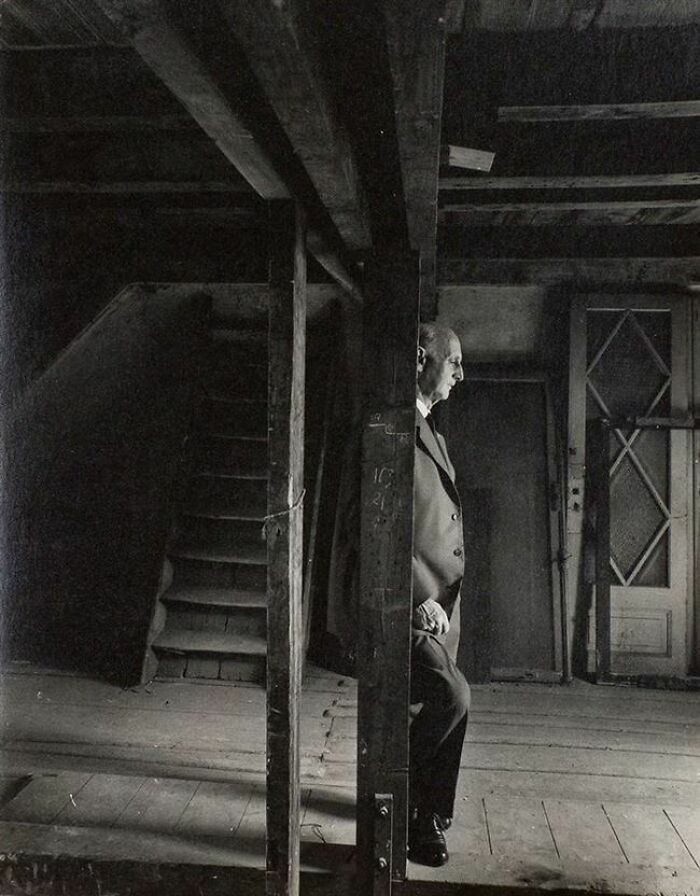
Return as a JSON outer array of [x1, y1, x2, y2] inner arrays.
[[417, 333, 463, 407]]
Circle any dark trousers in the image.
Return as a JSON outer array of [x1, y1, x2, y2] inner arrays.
[[409, 630, 470, 818]]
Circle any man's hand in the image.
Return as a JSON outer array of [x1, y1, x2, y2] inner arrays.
[[413, 599, 450, 636]]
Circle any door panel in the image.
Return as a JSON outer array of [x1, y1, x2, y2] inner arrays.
[[583, 297, 691, 676]]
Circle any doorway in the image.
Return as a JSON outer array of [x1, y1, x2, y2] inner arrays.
[[447, 377, 564, 683]]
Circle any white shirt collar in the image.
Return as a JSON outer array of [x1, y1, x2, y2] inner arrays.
[[416, 397, 430, 418]]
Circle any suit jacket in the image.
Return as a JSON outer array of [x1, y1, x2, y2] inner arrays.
[[413, 411, 464, 657]]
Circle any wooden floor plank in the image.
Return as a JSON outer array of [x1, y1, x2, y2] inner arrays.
[[446, 795, 491, 858], [54, 774, 145, 827], [114, 778, 199, 832], [544, 800, 626, 865], [175, 779, 256, 837], [0, 772, 92, 823], [234, 781, 266, 840], [604, 803, 698, 869], [483, 796, 559, 862], [665, 807, 700, 869], [459, 743, 699, 782], [301, 785, 356, 845], [0, 775, 28, 808]]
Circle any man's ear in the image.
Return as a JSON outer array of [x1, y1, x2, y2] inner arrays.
[[417, 344, 426, 371]]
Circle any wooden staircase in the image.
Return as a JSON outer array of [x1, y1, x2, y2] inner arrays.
[[152, 309, 270, 682]]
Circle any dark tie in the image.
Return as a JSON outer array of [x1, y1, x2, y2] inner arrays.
[[426, 413, 449, 464]]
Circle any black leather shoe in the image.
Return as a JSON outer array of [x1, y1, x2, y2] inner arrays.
[[408, 812, 449, 867], [436, 815, 452, 831]]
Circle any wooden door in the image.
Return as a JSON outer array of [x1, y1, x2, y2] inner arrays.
[[449, 379, 563, 682], [578, 296, 692, 676]]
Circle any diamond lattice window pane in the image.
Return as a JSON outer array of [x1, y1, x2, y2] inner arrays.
[[610, 456, 665, 580], [634, 536, 669, 588], [587, 311, 622, 367], [589, 316, 668, 419], [633, 429, 669, 505]]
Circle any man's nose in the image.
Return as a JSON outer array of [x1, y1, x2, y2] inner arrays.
[[455, 366, 464, 382]]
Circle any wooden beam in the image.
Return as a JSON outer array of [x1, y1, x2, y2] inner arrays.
[[442, 144, 495, 172], [439, 199, 700, 227], [499, 100, 700, 123], [266, 203, 306, 896], [1, 181, 251, 194], [218, 0, 371, 250], [438, 257, 700, 286], [384, 0, 447, 249], [444, 0, 466, 32], [357, 252, 419, 889], [306, 230, 364, 306], [440, 173, 700, 191], [88, 0, 288, 199], [383, 0, 447, 309], [462, 0, 700, 30], [3, 114, 196, 132]]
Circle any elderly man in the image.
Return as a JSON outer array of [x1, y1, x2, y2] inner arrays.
[[408, 322, 470, 867]]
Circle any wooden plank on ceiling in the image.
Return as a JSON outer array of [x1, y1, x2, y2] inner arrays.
[[218, 0, 371, 250], [266, 203, 307, 896], [4, 115, 196, 133], [499, 100, 700, 123], [462, 0, 700, 30], [87, 0, 288, 199], [438, 257, 700, 286], [440, 173, 700, 191], [0, 0, 124, 46], [1, 181, 251, 194], [439, 199, 700, 227]]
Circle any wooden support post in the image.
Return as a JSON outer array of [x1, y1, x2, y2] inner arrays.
[[357, 252, 420, 892], [591, 419, 612, 682], [266, 201, 306, 896]]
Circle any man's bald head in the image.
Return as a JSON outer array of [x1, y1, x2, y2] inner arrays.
[[417, 323, 463, 409]]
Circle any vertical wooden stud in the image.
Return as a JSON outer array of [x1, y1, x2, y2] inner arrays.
[[591, 419, 611, 681], [266, 201, 306, 896], [357, 252, 420, 891]]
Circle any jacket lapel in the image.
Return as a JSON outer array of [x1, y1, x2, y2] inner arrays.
[[416, 412, 457, 487]]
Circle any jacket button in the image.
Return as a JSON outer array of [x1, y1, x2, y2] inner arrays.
[[453, 548, 462, 557], [451, 513, 459, 521]]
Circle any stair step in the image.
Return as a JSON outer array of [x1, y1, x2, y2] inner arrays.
[[196, 398, 267, 439], [171, 557, 267, 591], [153, 629, 266, 658], [172, 516, 267, 565], [184, 476, 266, 520], [171, 542, 266, 565], [164, 585, 267, 609], [189, 437, 267, 479]]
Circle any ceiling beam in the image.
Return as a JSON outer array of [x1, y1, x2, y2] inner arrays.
[[438, 257, 700, 286], [440, 173, 700, 191], [499, 100, 700, 123], [217, 0, 371, 250], [462, 0, 700, 31], [439, 199, 700, 226], [87, 0, 288, 199]]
